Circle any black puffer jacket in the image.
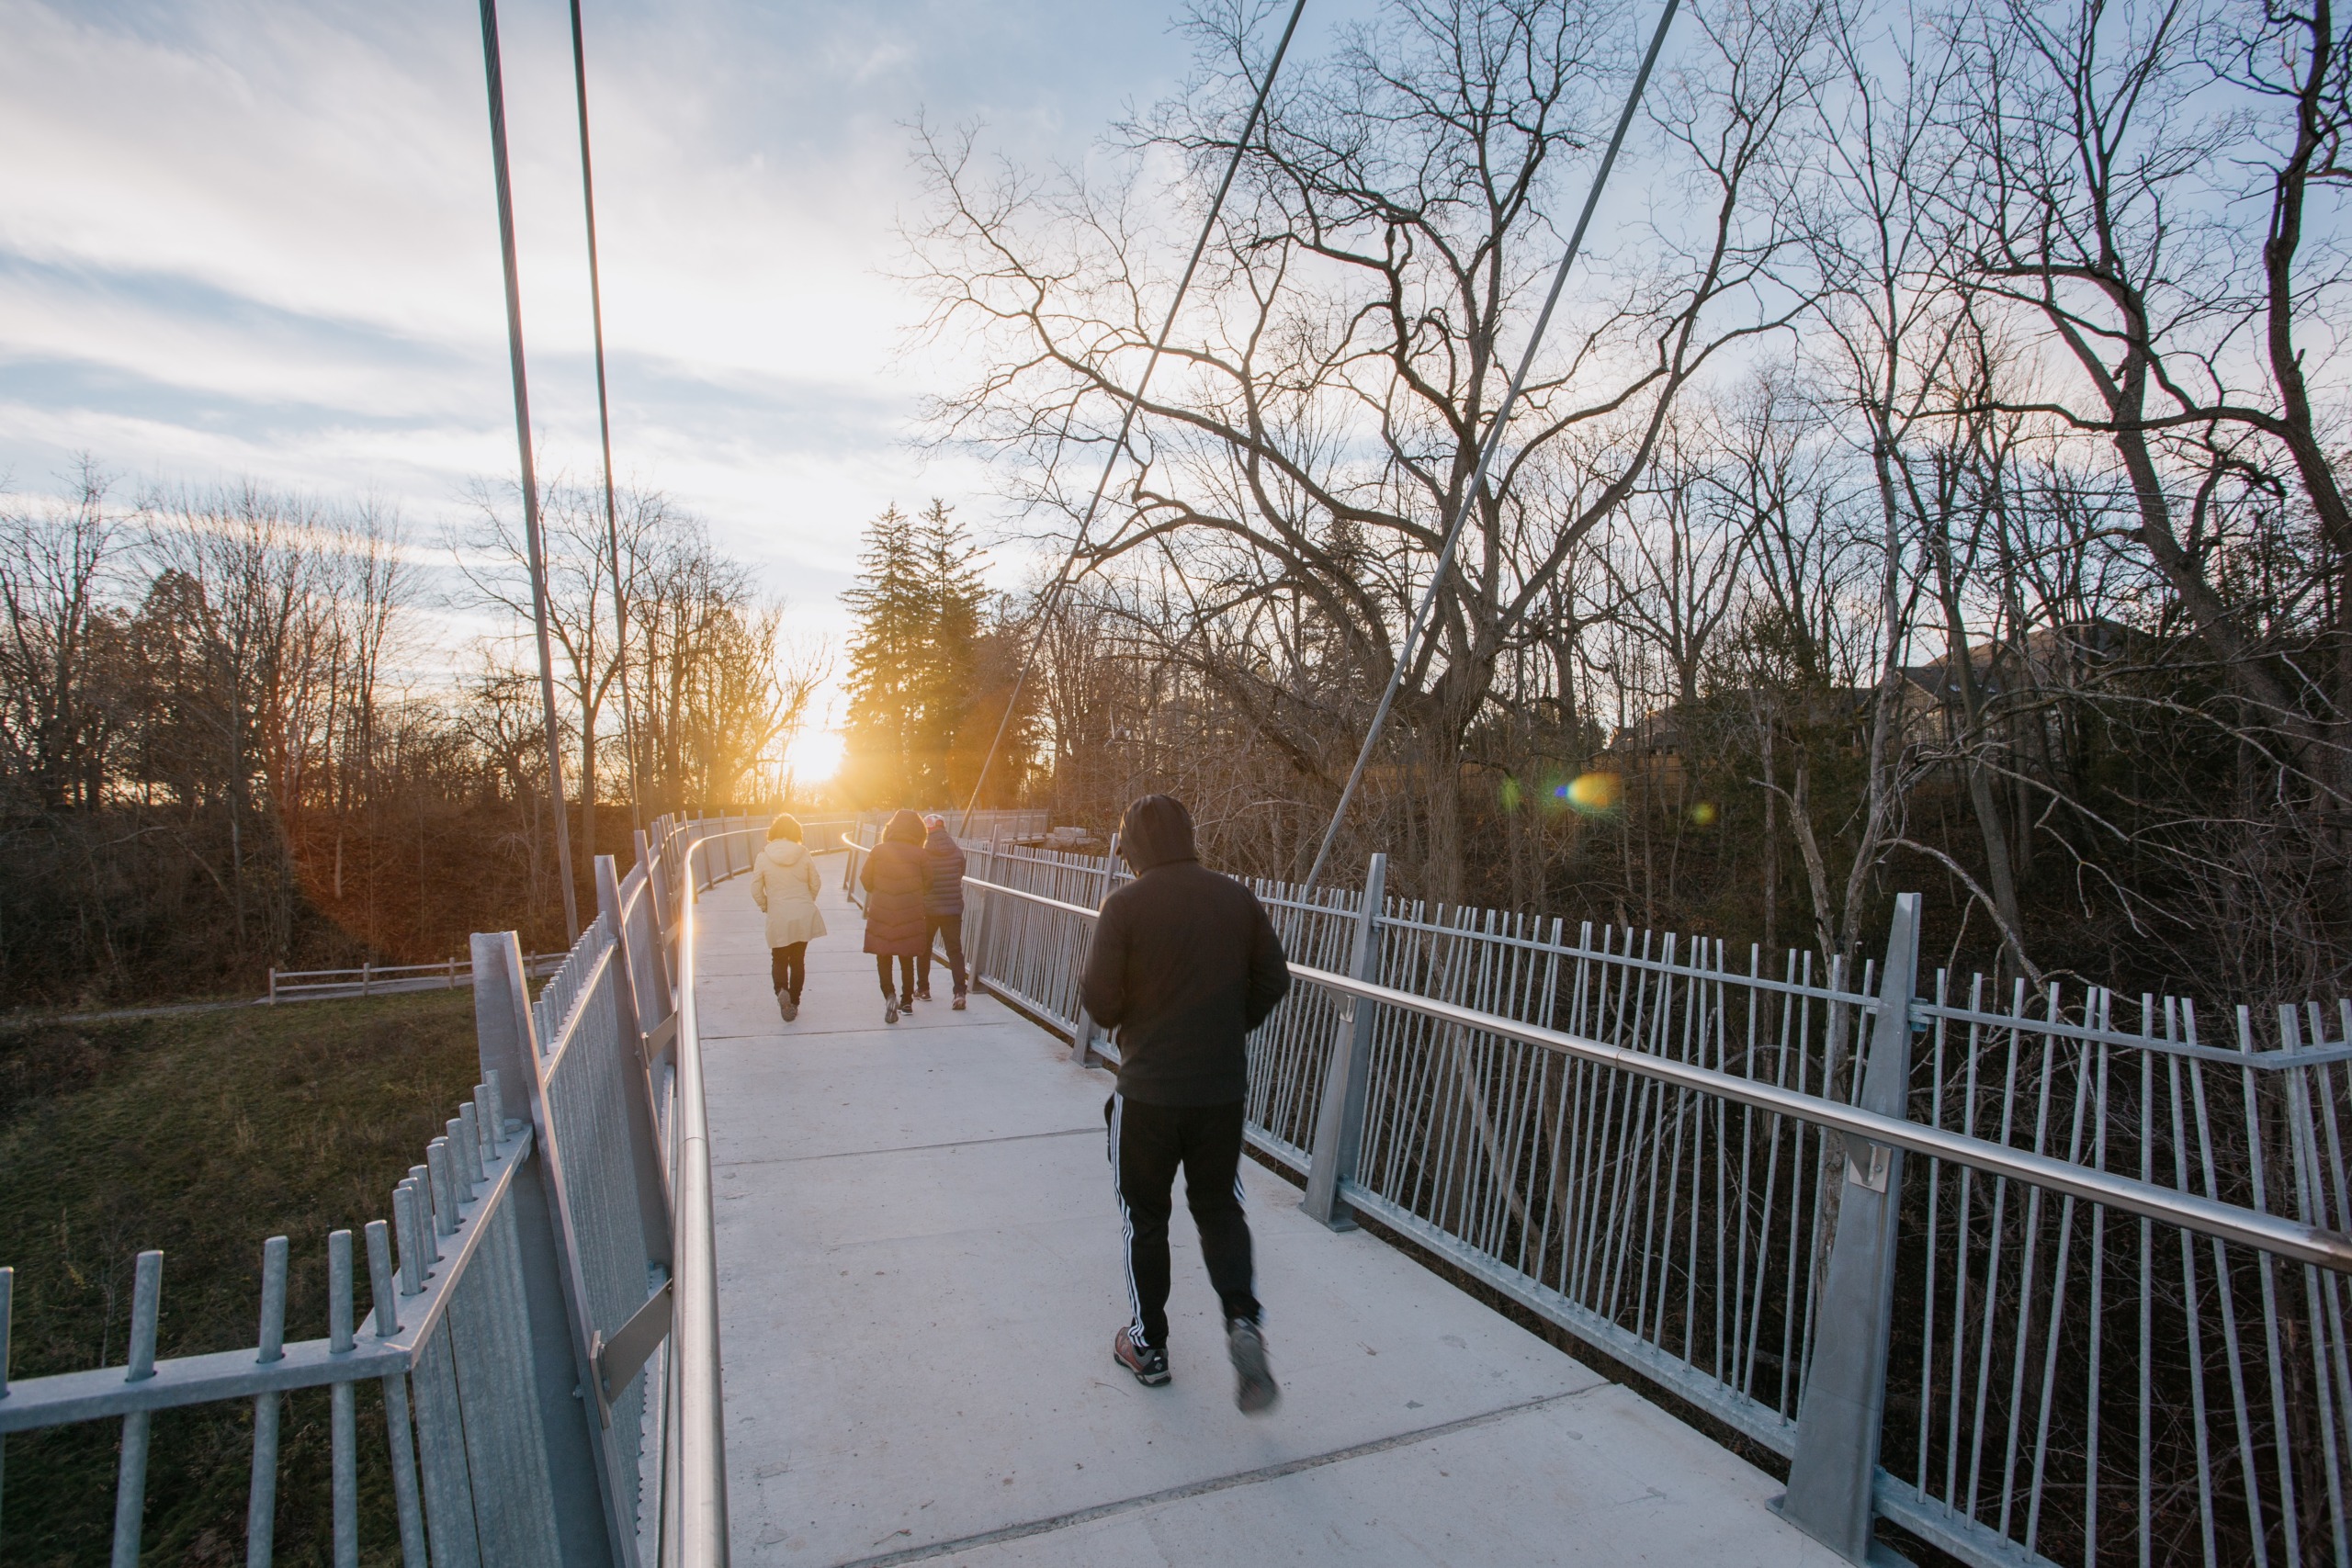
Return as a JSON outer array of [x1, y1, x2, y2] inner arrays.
[[1079, 795, 1290, 1106]]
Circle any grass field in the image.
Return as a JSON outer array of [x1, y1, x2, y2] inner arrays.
[[1, 988, 487, 1564]]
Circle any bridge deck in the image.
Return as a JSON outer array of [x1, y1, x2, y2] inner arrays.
[[700, 870, 1844, 1567]]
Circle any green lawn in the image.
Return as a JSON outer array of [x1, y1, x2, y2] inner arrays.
[[1, 988, 486, 1565]]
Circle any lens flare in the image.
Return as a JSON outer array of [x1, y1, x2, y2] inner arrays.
[[1566, 772, 1621, 815], [1690, 801, 1718, 827]]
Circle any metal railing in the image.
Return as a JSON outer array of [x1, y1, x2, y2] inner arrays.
[[841, 807, 1047, 843], [0, 808, 763, 1567], [267, 952, 566, 1003], [950, 837, 2352, 1568]]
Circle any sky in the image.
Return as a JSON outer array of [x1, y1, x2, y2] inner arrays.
[[0, 0, 1304, 714]]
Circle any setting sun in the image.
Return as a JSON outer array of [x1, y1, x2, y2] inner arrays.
[[785, 729, 847, 780]]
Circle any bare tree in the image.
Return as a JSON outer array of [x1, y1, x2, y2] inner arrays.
[[1954, 0, 2352, 802], [0, 457, 126, 812], [912, 0, 1823, 897]]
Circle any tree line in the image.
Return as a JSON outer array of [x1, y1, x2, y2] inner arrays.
[[0, 461, 816, 1007], [905, 0, 2352, 1005]]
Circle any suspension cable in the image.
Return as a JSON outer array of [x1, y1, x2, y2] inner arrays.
[[1295, 0, 1681, 897], [478, 0, 581, 941], [955, 0, 1309, 834], [567, 0, 645, 837]]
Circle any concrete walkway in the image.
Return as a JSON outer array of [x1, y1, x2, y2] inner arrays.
[[701, 864, 1847, 1567]]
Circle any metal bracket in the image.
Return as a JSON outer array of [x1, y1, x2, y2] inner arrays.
[[1846, 1140, 1891, 1193], [641, 1013, 678, 1066], [589, 1277, 674, 1422]]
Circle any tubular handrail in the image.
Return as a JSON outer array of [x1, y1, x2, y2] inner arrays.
[[663, 822, 770, 1567], [957, 872, 2352, 1274]]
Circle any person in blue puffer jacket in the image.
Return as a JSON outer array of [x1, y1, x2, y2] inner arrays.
[[917, 814, 968, 1009]]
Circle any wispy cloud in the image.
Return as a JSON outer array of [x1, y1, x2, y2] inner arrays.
[[0, 0, 1194, 663]]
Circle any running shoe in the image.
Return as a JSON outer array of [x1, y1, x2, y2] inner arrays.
[[884, 997, 899, 1024], [915, 986, 933, 1002], [775, 988, 795, 1022], [782, 993, 798, 1022], [952, 989, 968, 1011], [1227, 1317, 1280, 1414], [1113, 1329, 1170, 1386]]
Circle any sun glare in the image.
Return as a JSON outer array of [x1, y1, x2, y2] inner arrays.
[[785, 729, 848, 780]]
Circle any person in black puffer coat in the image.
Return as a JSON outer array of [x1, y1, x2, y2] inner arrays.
[[1080, 794, 1288, 1413], [917, 814, 969, 1008], [860, 808, 933, 1023]]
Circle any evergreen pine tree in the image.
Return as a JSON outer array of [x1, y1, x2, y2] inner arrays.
[[840, 507, 923, 804], [911, 500, 987, 801], [840, 501, 993, 807]]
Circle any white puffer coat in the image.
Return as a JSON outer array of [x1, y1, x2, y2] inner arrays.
[[750, 839, 828, 948]]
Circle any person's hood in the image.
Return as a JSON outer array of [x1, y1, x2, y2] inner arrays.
[[760, 839, 809, 868], [925, 823, 960, 852], [1119, 795, 1197, 872], [883, 808, 926, 846]]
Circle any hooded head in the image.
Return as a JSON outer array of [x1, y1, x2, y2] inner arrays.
[[1119, 795, 1196, 873], [883, 808, 926, 846], [922, 813, 946, 833]]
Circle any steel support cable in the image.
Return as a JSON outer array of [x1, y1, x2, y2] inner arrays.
[[568, 0, 646, 837], [478, 0, 582, 941], [1296, 0, 1681, 897], [956, 0, 1309, 834]]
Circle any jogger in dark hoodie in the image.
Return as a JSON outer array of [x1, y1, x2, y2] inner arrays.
[[1080, 795, 1290, 1412]]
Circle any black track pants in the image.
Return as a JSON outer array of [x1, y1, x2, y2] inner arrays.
[[1107, 1094, 1259, 1350], [769, 942, 806, 1000]]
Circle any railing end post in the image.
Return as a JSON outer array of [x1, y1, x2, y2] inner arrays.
[[1303, 852, 1386, 1230], [469, 931, 547, 1178], [1779, 892, 1921, 1562]]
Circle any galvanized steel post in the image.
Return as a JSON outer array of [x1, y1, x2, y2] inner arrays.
[[469, 932, 629, 1567], [634, 828, 674, 1005], [969, 823, 1003, 986], [1070, 832, 1120, 1066], [1779, 892, 1921, 1563], [1303, 853, 1386, 1229], [599, 854, 675, 1259]]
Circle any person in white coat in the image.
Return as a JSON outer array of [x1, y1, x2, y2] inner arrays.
[[751, 814, 828, 1021]]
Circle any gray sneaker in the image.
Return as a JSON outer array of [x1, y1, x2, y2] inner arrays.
[[884, 997, 900, 1024], [1113, 1328, 1170, 1386], [780, 992, 798, 1023], [1227, 1317, 1279, 1415]]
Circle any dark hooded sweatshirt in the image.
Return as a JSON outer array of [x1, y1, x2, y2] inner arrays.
[[1079, 795, 1290, 1106]]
